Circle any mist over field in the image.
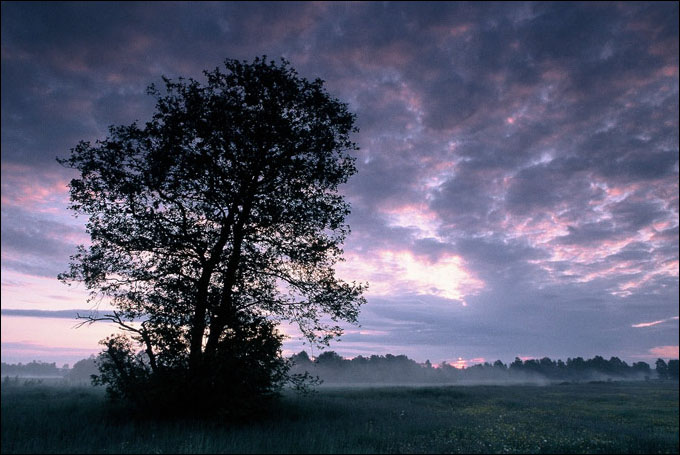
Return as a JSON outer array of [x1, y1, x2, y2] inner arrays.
[[4, 352, 677, 387]]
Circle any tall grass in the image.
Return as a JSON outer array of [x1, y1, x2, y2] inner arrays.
[[2, 381, 678, 453]]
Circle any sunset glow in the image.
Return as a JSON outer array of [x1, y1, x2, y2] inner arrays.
[[338, 250, 483, 304]]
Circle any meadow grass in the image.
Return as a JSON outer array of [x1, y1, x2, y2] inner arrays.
[[1, 380, 677, 453]]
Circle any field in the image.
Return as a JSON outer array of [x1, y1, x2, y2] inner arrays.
[[1, 380, 678, 454]]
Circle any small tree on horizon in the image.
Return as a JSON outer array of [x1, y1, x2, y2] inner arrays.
[[58, 57, 366, 418], [655, 358, 669, 380]]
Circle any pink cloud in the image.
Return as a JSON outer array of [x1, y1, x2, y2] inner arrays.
[[382, 203, 441, 239], [442, 23, 472, 38], [658, 64, 678, 78], [343, 329, 390, 337], [632, 316, 679, 328], [0, 270, 96, 312], [1, 163, 71, 214], [541, 66, 570, 82], [1, 315, 118, 358], [649, 345, 680, 358]]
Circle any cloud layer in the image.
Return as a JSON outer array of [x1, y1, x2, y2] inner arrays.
[[1, 2, 678, 364]]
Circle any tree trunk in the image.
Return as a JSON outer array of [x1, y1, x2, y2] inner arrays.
[[204, 199, 253, 358], [188, 210, 235, 369]]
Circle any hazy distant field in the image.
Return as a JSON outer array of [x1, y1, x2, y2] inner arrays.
[[1, 381, 678, 454]]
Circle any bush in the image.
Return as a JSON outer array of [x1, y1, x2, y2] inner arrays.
[[93, 312, 291, 420]]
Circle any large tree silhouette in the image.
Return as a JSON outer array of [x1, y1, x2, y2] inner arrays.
[[58, 57, 366, 417]]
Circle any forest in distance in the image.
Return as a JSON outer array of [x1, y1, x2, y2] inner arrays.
[[3, 352, 679, 385]]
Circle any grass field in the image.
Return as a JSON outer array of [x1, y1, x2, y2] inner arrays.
[[1, 380, 678, 454]]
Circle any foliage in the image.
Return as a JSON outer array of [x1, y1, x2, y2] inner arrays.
[[57, 57, 366, 417]]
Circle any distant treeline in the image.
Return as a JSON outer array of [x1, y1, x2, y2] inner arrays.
[[3, 353, 679, 384], [1, 361, 67, 377], [289, 352, 680, 384], [1, 357, 98, 382]]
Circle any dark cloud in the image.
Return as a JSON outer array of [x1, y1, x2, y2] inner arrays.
[[555, 222, 618, 246], [429, 166, 499, 231], [610, 198, 668, 231], [1, 206, 82, 277], [1, 309, 88, 319], [523, 3, 616, 61], [505, 165, 568, 215], [604, 242, 652, 262], [1, 209, 78, 257], [568, 130, 679, 182]]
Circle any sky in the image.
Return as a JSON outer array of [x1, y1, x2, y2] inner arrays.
[[1, 1, 678, 368]]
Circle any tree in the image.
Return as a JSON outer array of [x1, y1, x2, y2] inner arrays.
[[290, 350, 312, 366], [631, 361, 651, 380], [58, 57, 366, 418], [667, 359, 679, 381], [655, 358, 668, 380], [66, 355, 99, 383], [509, 357, 523, 370], [315, 351, 345, 366]]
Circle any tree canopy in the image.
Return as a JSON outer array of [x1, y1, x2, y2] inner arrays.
[[58, 57, 366, 417]]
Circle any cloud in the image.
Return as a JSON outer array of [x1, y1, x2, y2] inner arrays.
[[632, 316, 680, 328], [1, 309, 92, 319], [1, 205, 85, 278], [1, 2, 677, 364], [1, 341, 95, 353], [649, 345, 680, 359], [338, 249, 483, 304]]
